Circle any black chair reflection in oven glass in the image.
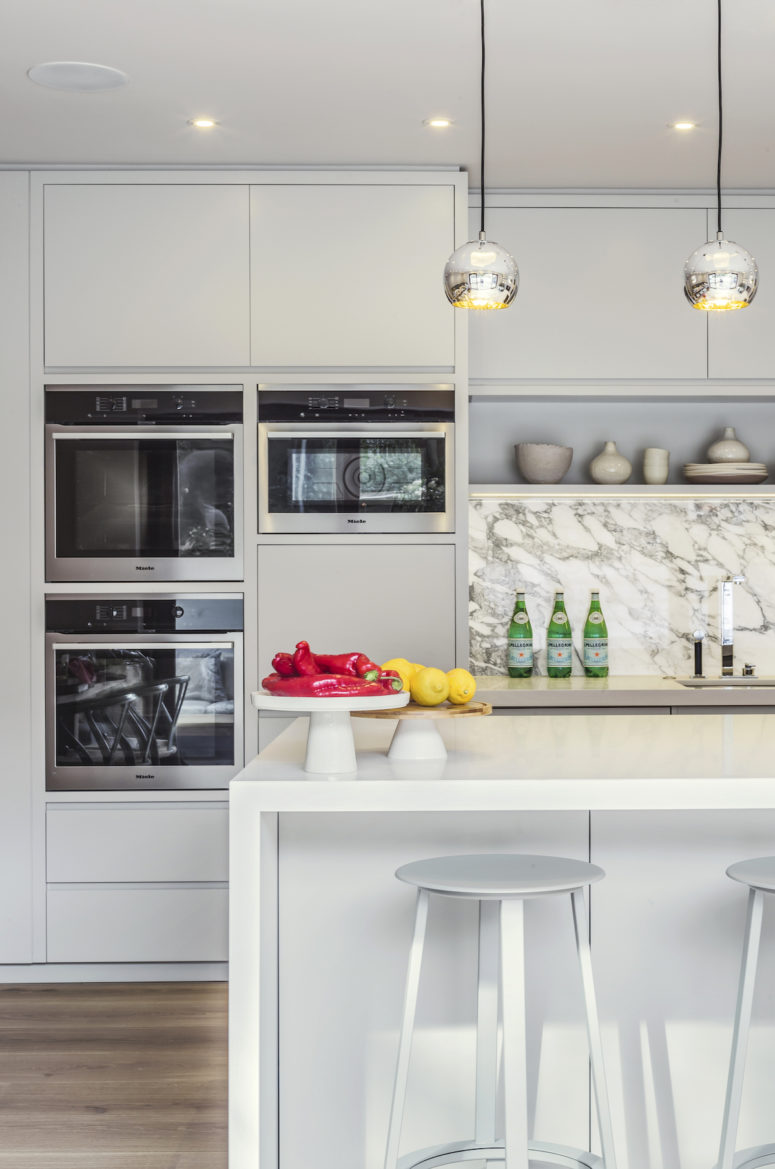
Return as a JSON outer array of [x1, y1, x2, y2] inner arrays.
[[126, 676, 190, 764], [57, 687, 140, 766]]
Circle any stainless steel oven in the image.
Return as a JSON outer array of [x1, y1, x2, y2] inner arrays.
[[257, 387, 455, 534], [45, 386, 243, 582], [46, 594, 243, 790]]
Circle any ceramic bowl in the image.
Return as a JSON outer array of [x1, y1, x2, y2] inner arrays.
[[515, 442, 573, 484]]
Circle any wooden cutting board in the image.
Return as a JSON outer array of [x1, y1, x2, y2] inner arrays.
[[352, 699, 492, 720]]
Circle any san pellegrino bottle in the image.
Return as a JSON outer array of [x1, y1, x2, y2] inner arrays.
[[546, 590, 573, 678], [583, 590, 609, 678], [507, 590, 533, 678]]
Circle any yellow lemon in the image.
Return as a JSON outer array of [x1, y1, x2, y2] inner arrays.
[[409, 663, 425, 677], [410, 666, 450, 707], [381, 658, 414, 692], [446, 668, 476, 705]]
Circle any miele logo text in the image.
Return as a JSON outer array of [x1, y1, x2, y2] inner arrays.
[[135, 774, 156, 780], [135, 565, 155, 571], [347, 518, 367, 524]]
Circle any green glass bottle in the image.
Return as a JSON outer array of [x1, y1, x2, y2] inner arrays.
[[583, 590, 609, 678], [546, 590, 573, 678], [507, 590, 533, 678]]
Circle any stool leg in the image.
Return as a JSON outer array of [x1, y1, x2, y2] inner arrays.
[[500, 898, 529, 1169], [385, 888, 430, 1169], [718, 887, 765, 1169], [476, 899, 500, 1146], [570, 888, 617, 1169]]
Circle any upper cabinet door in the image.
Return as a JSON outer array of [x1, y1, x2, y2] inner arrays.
[[707, 209, 775, 379], [44, 184, 251, 367], [469, 207, 708, 381], [250, 184, 456, 367]]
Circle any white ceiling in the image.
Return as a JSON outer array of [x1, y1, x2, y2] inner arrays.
[[1, 0, 774, 189]]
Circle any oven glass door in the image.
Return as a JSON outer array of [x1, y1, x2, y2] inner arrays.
[[47, 427, 242, 580], [47, 636, 243, 790], [261, 426, 453, 533]]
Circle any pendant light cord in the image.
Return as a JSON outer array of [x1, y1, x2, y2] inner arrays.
[[716, 0, 723, 236], [479, 0, 486, 236]]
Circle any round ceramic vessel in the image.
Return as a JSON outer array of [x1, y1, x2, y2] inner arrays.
[[706, 427, 751, 463], [590, 441, 632, 485], [643, 447, 669, 485], [515, 442, 573, 484]]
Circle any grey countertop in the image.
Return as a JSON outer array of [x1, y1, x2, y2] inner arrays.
[[474, 674, 775, 708]]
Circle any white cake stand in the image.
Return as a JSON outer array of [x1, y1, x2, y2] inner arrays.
[[251, 689, 409, 774]]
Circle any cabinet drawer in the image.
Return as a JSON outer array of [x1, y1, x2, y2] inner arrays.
[[47, 804, 228, 883], [47, 885, 228, 963]]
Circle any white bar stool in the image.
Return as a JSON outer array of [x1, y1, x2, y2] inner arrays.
[[719, 856, 775, 1169], [384, 853, 617, 1169]]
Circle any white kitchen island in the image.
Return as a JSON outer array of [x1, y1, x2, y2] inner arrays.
[[229, 712, 775, 1169]]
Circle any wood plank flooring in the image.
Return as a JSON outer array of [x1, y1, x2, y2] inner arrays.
[[0, 982, 227, 1169]]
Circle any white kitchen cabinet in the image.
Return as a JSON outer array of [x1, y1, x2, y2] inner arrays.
[[250, 184, 456, 367], [256, 543, 457, 681], [0, 172, 32, 964], [277, 811, 591, 1169], [47, 885, 228, 963], [46, 803, 228, 883], [592, 811, 775, 1169], [43, 183, 250, 367], [469, 207, 708, 381], [708, 209, 775, 378]]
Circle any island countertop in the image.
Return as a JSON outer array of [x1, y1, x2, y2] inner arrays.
[[232, 710, 775, 810], [473, 673, 775, 708]]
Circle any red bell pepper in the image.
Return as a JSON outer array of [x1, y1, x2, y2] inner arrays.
[[312, 651, 381, 678], [262, 672, 397, 698], [271, 652, 297, 677], [292, 640, 320, 675]]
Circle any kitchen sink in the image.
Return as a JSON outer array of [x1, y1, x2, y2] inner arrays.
[[674, 677, 775, 688]]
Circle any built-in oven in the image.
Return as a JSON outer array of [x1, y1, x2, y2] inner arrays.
[[257, 387, 455, 533], [45, 386, 243, 582], [46, 594, 243, 790]]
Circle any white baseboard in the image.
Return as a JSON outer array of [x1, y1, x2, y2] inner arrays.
[[0, 961, 228, 983]]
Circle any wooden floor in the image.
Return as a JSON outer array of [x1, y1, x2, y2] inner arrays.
[[0, 982, 227, 1169]]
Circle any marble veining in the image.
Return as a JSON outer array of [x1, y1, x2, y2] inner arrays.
[[470, 498, 775, 677]]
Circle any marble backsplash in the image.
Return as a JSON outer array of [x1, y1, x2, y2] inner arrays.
[[470, 498, 775, 677]]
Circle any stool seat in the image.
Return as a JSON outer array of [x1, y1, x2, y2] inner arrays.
[[395, 853, 605, 899], [726, 856, 775, 892]]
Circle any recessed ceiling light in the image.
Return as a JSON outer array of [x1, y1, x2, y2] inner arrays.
[[189, 118, 218, 129], [671, 121, 697, 131], [424, 117, 453, 129], [27, 61, 128, 92]]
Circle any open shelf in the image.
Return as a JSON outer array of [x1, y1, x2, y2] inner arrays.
[[469, 483, 775, 499]]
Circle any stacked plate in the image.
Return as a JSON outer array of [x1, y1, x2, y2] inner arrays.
[[683, 462, 769, 484]]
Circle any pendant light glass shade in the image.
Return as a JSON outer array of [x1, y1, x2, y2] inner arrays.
[[683, 0, 758, 310], [684, 234, 759, 310], [444, 230, 519, 309], [443, 0, 518, 310]]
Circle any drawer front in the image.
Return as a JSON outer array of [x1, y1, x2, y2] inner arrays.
[[47, 885, 228, 962], [47, 804, 228, 883]]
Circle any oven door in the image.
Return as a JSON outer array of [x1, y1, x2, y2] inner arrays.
[[46, 633, 244, 790], [258, 423, 454, 533], [46, 425, 244, 581]]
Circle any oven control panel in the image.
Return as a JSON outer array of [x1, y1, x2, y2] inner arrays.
[[258, 388, 455, 423]]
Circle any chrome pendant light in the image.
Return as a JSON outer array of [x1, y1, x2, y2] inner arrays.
[[684, 0, 758, 311], [443, 0, 518, 310]]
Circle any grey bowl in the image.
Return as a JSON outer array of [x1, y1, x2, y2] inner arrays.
[[515, 442, 573, 484]]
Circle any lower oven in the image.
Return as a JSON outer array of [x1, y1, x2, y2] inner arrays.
[[258, 386, 455, 533], [46, 594, 243, 790]]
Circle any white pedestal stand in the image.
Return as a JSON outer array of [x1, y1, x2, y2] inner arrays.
[[250, 690, 409, 775], [352, 700, 492, 762]]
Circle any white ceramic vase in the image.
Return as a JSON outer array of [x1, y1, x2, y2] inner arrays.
[[590, 440, 632, 485], [643, 447, 669, 485], [706, 427, 750, 463]]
